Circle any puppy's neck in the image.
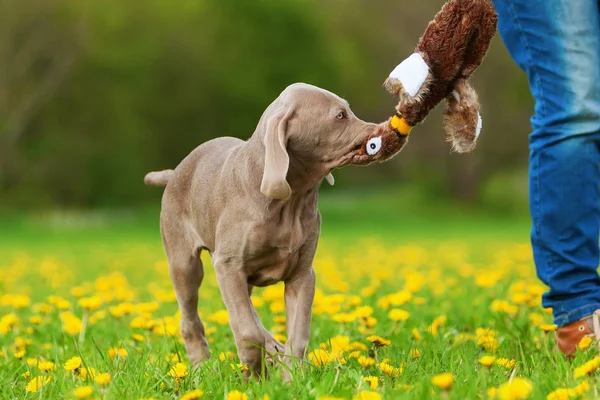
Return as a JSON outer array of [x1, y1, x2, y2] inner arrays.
[[286, 153, 329, 197]]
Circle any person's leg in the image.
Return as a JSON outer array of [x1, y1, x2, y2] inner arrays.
[[494, 0, 600, 327]]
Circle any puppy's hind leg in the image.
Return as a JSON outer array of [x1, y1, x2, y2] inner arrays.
[[163, 226, 210, 366]]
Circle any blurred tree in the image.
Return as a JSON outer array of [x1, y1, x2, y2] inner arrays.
[[0, 0, 82, 196], [0, 0, 534, 210]]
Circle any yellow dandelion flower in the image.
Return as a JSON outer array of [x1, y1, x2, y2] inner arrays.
[[78, 367, 97, 380], [60, 312, 82, 335], [388, 309, 410, 321], [22, 371, 30, 379], [363, 376, 378, 389], [64, 356, 82, 371], [226, 390, 248, 400], [132, 334, 145, 343], [573, 380, 590, 396], [94, 372, 111, 385], [412, 328, 422, 342], [29, 316, 42, 325], [546, 388, 574, 400], [73, 386, 94, 399], [309, 349, 331, 367], [108, 347, 128, 361], [366, 335, 390, 347], [179, 389, 204, 400], [354, 306, 374, 319], [376, 361, 401, 377], [26, 376, 51, 393], [332, 313, 356, 323], [409, 349, 421, 358], [208, 310, 229, 325], [496, 358, 516, 369], [38, 361, 56, 372], [497, 377, 532, 400], [13, 349, 25, 360], [168, 363, 188, 379], [78, 296, 102, 311], [354, 391, 381, 400], [479, 355, 496, 368], [574, 356, 600, 378], [358, 356, 375, 368], [488, 387, 498, 398], [270, 301, 285, 314], [219, 351, 236, 361], [432, 373, 453, 390], [540, 324, 557, 332], [273, 333, 287, 343], [577, 336, 593, 351]]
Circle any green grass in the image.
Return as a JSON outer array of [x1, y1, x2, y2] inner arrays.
[[0, 191, 594, 400]]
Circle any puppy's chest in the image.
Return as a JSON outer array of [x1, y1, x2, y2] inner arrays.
[[244, 216, 317, 286]]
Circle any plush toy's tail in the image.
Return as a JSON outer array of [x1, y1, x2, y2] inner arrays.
[[444, 79, 481, 153]]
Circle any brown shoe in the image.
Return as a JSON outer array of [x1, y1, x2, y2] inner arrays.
[[556, 310, 600, 355]]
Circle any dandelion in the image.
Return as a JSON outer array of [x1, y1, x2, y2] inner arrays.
[[64, 356, 82, 371], [479, 355, 496, 368], [363, 376, 378, 389], [577, 336, 593, 351], [497, 378, 532, 400], [540, 324, 557, 332], [108, 347, 128, 360], [38, 361, 56, 372], [180, 390, 204, 400], [412, 328, 422, 342], [354, 391, 381, 400], [208, 310, 229, 325], [219, 351, 236, 361], [388, 309, 410, 321], [168, 363, 188, 379], [73, 386, 94, 399], [309, 349, 331, 367], [409, 349, 421, 358], [376, 361, 401, 377], [94, 372, 111, 385], [358, 356, 375, 368], [366, 335, 390, 348], [574, 356, 600, 378], [226, 390, 249, 400], [26, 376, 51, 393], [432, 373, 453, 390], [78, 296, 102, 311], [496, 358, 516, 369]]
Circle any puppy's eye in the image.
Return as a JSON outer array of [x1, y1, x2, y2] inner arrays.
[[336, 111, 346, 120], [366, 137, 382, 156]]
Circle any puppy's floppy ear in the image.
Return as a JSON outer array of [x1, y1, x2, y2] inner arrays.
[[260, 109, 294, 200]]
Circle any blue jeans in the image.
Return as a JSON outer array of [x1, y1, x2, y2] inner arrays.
[[495, 0, 600, 326]]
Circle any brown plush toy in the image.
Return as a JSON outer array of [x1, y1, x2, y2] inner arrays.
[[354, 0, 497, 162]]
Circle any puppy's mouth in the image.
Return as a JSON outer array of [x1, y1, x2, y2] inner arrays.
[[335, 123, 408, 168]]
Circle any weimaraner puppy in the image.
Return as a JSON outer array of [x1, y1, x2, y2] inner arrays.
[[144, 83, 402, 380]]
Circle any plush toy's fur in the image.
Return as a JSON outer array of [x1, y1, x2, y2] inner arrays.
[[383, 0, 497, 153]]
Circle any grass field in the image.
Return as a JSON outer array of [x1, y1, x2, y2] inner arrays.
[[0, 191, 597, 400]]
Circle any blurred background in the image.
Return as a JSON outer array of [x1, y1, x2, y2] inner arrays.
[[0, 0, 534, 237]]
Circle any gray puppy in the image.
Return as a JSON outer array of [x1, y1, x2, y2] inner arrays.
[[145, 83, 400, 380]]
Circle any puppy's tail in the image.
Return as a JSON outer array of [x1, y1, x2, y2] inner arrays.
[[144, 169, 174, 187]]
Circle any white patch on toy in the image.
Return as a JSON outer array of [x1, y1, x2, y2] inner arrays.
[[389, 53, 429, 97], [476, 113, 482, 138], [325, 172, 335, 186], [366, 137, 382, 156]]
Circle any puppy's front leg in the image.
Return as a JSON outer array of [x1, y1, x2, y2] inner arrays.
[[283, 267, 316, 382], [214, 264, 266, 379]]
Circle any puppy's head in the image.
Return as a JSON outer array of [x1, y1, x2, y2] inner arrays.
[[255, 83, 405, 200]]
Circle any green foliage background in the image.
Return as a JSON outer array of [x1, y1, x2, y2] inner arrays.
[[0, 0, 533, 211]]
